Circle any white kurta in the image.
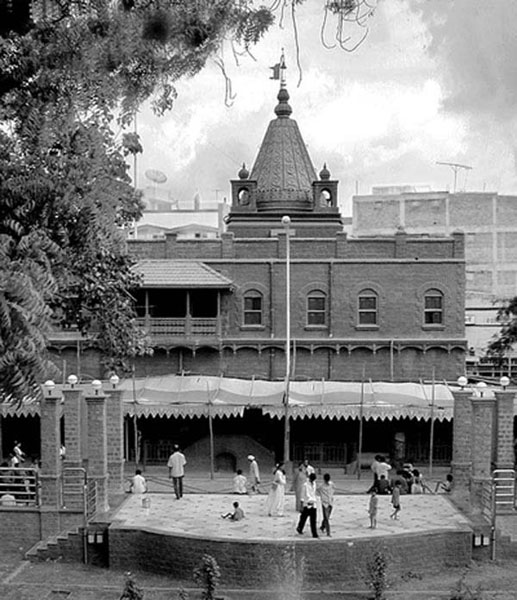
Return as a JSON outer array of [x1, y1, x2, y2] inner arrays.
[[265, 469, 286, 516]]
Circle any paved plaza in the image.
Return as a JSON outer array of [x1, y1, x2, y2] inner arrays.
[[112, 485, 471, 542]]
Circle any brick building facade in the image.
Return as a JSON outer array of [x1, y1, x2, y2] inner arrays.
[[353, 189, 517, 376], [28, 81, 467, 466]]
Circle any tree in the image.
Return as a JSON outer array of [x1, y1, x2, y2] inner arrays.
[[193, 554, 221, 600], [485, 297, 517, 367], [0, 0, 274, 401], [119, 572, 145, 600], [0, 0, 376, 401]]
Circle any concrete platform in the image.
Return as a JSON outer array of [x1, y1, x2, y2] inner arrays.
[[108, 492, 473, 588], [110, 492, 470, 541]]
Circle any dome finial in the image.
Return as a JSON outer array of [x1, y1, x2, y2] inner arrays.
[[238, 163, 249, 180], [271, 49, 292, 118], [319, 163, 330, 180]]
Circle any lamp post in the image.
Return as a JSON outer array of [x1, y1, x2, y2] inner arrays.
[[92, 379, 102, 396], [282, 215, 291, 464], [43, 380, 56, 397], [109, 374, 120, 390], [67, 374, 78, 389]]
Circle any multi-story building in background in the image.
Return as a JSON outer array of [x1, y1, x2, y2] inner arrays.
[[353, 189, 517, 377]]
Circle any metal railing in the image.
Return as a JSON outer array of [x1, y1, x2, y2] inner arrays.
[[493, 468, 515, 514], [293, 443, 348, 466], [136, 317, 218, 336], [0, 467, 40, 506]]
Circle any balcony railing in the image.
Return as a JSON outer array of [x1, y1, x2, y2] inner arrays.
[[136, 317, 218, 337]]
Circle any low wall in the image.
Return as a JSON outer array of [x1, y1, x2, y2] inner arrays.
[[108, 527, 472, 588], [0, 507, 84, 554]]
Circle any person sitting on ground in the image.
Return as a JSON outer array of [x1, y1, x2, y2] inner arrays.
[[221, 501, 245, 521], [377, 474, 391, 495], [233, 469, 247, 494], [130, 469, 148, 494], [435, 473, 453, 493]]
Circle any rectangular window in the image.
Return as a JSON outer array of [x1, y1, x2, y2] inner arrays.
[[424, 295, 443, 324], [358, 296, 377, 325], [244, 296, 262, 325], [307, 296, 326, 326]]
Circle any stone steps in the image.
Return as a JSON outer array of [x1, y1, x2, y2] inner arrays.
[[26, 528, 83, 563]]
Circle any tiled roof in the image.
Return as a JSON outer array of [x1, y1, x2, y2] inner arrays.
[[134, 260, 233, 288]]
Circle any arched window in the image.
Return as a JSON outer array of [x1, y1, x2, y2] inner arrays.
[[358, 289, 378, 325], [319, 189, 332, 207], [424, 289, 443, 324], [243, 290, 262, 325], [238, 188, 250, 205], [307, 291, 326, 326]]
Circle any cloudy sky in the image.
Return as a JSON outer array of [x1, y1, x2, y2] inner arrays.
[[133, 0, 517, 216]]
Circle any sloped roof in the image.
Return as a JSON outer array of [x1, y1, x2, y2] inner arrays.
[[250, 87, 317, 204], [134, 260, 233, 288]]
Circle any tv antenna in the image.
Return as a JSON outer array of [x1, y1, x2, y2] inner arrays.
[[145, 169, 167, 202], [436, 161, 472, 193]]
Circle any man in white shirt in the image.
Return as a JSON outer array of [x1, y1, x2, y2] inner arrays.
[[247, 455, 260, 493], [296, 472, 319, 538], [130, 469, 147, 494], [167, 445, 186, 499]]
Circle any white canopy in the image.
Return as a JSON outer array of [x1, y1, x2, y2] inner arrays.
[[119, 375, 455, 421]]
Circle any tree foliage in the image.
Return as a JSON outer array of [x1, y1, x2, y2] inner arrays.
[[0, 0, 376, 401], [0, 0, 274, 401], [485, 297, 517, 365]]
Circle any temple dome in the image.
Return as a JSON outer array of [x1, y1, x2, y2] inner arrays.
[[250, 86, 316, 210]]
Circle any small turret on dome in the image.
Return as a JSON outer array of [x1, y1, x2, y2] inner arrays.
[[319, 163, 330, 180], [238, 163, 249, 180]]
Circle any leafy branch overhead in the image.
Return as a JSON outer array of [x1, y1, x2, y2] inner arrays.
[[0, 0, 376, 402]]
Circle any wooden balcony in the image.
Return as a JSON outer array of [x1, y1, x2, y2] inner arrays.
[[136, 317, 219, 339]]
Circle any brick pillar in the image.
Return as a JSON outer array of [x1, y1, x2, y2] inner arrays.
[[471, 396, 496, 480], [335, 231, 348, 258], [85, 393, 109, 513], [451, 390, 473, 506], [221, 232, 235, 258], [106, 389, 124, 494], [470, 395, 496, 509], [40, 394, 62, 507], [0, 414, 3, 459], [62, 388, 83, 468], [394, 227, 407, 258], [494, 391, 516, 470]]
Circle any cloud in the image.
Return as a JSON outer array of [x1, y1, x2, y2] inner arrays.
[[134, 0, 517, 213]]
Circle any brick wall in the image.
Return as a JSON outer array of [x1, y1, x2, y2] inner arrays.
[[108, 528, 472, 588], [0, 507, 84, 553]]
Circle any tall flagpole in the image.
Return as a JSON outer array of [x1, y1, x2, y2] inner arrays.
[[282, 215, 291, 464], [429, 366, 436, 477], [357, 364, 366, 480]]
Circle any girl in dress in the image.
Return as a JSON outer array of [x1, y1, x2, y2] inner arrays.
[[265, 463, 286, 517]]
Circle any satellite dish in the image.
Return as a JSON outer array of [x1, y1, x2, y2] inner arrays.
[[145, 169, 167, 184]]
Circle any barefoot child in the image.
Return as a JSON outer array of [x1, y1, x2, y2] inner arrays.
[[390, 481, 401, 520], [221, 501, 245, 521], [368, 489, 378, 528]]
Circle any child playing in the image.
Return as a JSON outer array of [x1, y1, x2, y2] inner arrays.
[[368, 489, 378, 529], [390, 481, 401, 520], [233, 469, 247, 494], [221, 501, 245, 521]]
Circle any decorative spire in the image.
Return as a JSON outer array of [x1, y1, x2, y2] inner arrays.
[[270, 50, 291, 118], [319, 163, 330, 180], [238, 163, 249, 180]]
